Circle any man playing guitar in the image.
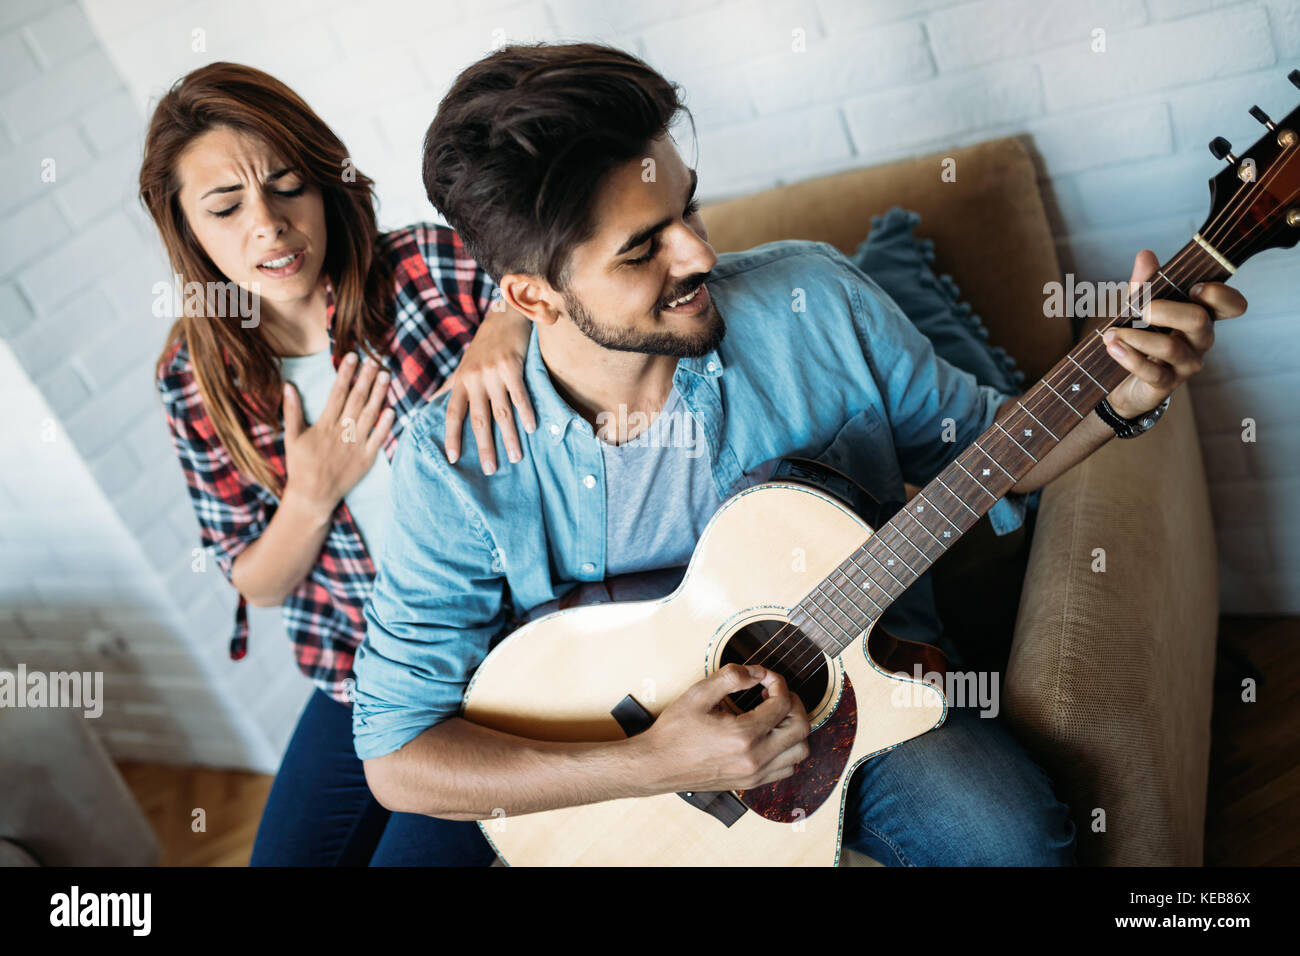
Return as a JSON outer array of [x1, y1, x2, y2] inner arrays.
[[351, 42, 1244, 866]]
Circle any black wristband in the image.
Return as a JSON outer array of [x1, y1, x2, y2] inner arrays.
[[1094, 395, 1171, 439]]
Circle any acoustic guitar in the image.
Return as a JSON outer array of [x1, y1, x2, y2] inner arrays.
[[463, 71, 1300, 865]]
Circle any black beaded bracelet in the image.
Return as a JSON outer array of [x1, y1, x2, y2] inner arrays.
[[1094, 395, 1171, 439]]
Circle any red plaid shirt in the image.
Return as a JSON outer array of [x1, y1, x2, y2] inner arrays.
[[156, 223, 496, 703]]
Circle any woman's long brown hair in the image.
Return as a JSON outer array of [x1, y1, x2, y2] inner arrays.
[[141, 61, 392, 494]]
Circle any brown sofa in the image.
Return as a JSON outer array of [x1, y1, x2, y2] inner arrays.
[[699, 136, 1218, 866]]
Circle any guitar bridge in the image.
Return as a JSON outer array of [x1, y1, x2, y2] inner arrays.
[[610, 694, 748, 828]]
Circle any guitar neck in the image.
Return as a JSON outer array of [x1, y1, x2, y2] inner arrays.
[[791, 238, 1234, 655]]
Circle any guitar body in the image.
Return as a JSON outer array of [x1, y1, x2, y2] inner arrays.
[[463, 475, 948, 866]]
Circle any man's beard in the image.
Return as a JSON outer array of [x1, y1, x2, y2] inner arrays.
[[562, 286, 726, 358]]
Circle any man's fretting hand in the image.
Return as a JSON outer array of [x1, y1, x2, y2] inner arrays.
[[1101, 249, 1247, 419]]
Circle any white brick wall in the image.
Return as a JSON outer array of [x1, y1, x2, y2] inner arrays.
[[0, 1, 301, 773], [0, 340, 281, 770], [4, 0, 1294, 779]]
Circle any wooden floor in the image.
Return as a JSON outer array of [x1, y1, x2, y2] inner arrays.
[[116, 762, 273, 867], [116, 614, 1298, 867]]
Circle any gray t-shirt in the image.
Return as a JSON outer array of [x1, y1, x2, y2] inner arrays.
[[601, 385, 719, 578], [277, 349, 394, 562], [521, 385, 759, 620]]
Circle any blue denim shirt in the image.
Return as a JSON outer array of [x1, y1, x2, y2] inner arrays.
[[353, 240, 1029, 760]]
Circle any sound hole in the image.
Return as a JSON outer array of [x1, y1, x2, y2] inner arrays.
[[720, 619, 829, 715]]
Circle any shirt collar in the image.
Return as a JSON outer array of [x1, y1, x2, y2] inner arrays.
[[525, 327, 591, 445], [676, 349, 725, 378], [524, 329, 726, 446]]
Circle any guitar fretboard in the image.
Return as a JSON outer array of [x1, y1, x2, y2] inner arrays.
[[790, 240, 1231, 656]]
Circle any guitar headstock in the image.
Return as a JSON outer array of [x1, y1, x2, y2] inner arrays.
[[1197, 69, 1300, 270]]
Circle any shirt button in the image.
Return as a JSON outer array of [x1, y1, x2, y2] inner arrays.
[[706, 360, 718, 372], [582, 474, 596, 489], [549, 423, 560, 436], [581, 562, 595, 574]]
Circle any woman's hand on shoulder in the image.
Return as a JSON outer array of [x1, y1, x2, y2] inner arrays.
[[437, 302, 537, 473]]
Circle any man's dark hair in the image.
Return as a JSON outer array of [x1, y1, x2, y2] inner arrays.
[[422, 42, 692, 288]]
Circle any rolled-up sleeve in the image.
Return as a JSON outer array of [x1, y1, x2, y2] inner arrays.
[[352, 412, 508, 761], [840, 258, 1030, 536]]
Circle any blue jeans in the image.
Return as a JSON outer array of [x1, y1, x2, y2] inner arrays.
[[842, 703, 1078, 865], [249, 688, 496, 866]]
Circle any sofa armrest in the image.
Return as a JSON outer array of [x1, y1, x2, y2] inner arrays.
[[1003, 393, 1218, 865]]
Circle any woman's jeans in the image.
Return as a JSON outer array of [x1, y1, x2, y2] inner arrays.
[[249, 688, 496, 866], [252, 688, 1075, 866]]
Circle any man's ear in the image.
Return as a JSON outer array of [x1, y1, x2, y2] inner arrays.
[[499, 274, 562, 327]]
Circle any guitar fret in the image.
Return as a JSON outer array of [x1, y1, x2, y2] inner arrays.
[[879, 516, 932, 568], [824, 574, 867, 619], [935, 475, 980, 518], [907, 495, 948, 547], [846, 550, 893, 599], [916, 490, 963, 538], [971, 440, 1017, 482], [891, 511, 946, 567], [961, 447, 1019, 509], [794, 605, 844, 654], [804, 587, 856, 645], [882, 531, 931, 583], [1042, 378, 1085, 418], [1016, 399, 1058, 441], [952, 458, 996, 500], [839, 560, 885, 615], [868, 538, 920, 582], [1120, 283, 1149, 317], [1052, 360, 1105, 406], [861, 537, 909, 590], [994, 420, 1039, 464], [843, 552, 880, 592], [1156, 267, 1190, 299], [1068, 352, 1105, 391]]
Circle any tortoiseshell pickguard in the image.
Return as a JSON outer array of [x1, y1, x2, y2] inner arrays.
[[735, 674, 857, 823]]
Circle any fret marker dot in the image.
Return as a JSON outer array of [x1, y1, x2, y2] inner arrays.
[[1071, 384, 1080, 391], [886, 559, 895, 566], [943, 531, 951, 538], [982, 468, 990, 476], [1024, 428, 1033, 437], [915, 504, 924, 512]]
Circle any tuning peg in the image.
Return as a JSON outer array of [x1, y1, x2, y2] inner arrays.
[[1250, 105, 1277, 130], [1209, 136, 1238, 163], [1290, 69, 1300, 89]]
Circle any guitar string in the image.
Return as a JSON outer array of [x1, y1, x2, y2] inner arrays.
[[731, 243, 1212, 700], [732, 256, 1199, 708], [739, 167, 1297, 708], [726, 148, 1299, 711], [743, 148, 1300, 695]]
